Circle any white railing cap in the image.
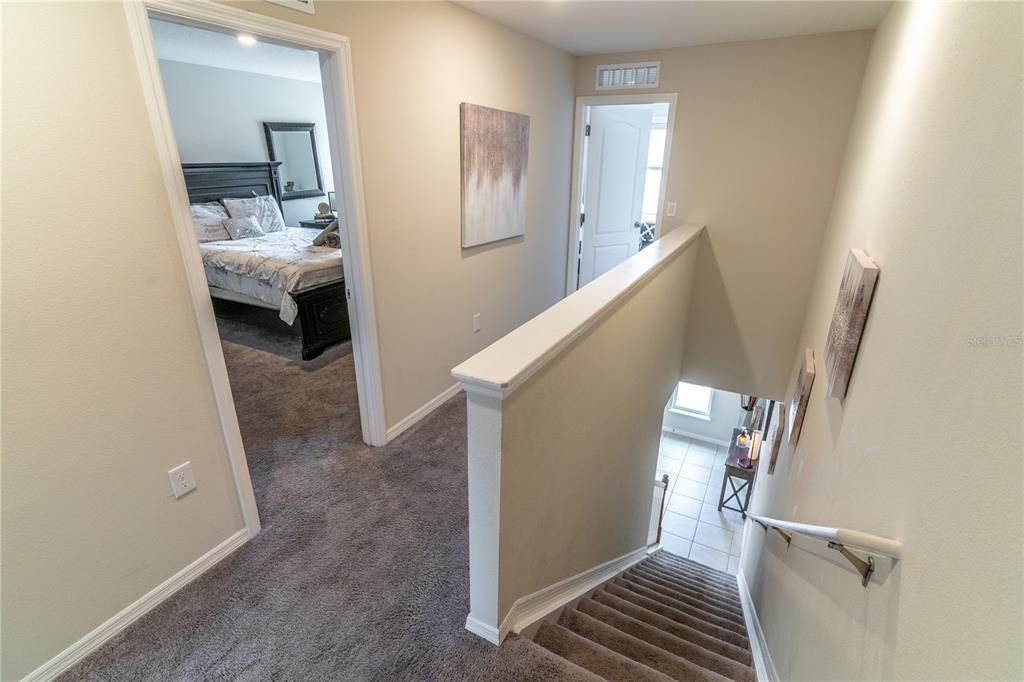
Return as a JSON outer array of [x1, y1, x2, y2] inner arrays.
[[452, 224, 705, 400]]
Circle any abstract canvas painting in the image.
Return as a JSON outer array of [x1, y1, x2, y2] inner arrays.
[[460, 103, 530, 248], [825, 248, 880, 399], [788, 348, 815, 445]]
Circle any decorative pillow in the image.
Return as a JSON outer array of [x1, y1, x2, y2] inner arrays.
[[222, 216, 265, 240], [190, 202, 231, 242], [221, 195, 287, 233]]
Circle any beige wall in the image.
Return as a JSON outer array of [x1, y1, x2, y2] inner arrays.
[[1, 2, 574, 677], [496, 230, 700, 620], [1, 4, 246, 679], [230, 1, 576, 426], [741, 3, 1023, 679], [576, 31, 873, 400]]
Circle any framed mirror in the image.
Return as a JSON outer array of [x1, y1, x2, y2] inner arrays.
[[263, 122, 324, 200]]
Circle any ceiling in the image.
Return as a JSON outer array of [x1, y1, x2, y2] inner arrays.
[[456, 1, 890, 56], [150, 18, 322, 83]]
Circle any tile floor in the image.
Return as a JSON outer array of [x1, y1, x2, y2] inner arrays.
[[656, 433, 746, 575]]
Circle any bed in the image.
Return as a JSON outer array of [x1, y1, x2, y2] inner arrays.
[[183, 161, 350, 360]]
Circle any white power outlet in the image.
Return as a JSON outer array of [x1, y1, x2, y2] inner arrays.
[[168, 461, 196, 499], [472, 313, 481, 334], [666, 201, 678, 217]]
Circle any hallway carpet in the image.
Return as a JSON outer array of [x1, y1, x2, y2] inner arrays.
[[62, 317, 592, 681]]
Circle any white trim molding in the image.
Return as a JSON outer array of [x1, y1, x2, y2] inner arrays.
[[384, 383, 462, 443], [464, 615, 501, 645], [737, 569, 779, 682], [498, 545, 653, 642], [22, 529, 249, 682], [662, 426, 731, 448], [564, 92, 679, 295]]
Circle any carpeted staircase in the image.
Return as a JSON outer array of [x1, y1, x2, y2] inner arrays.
[[532, 551, 755, 681]]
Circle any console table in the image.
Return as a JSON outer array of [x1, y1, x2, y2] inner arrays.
[[717, 427, 757, 517]]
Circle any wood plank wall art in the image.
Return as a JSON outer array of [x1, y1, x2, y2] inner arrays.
[[824, 248, 880, 399], [766, 402, 785, 474], [460, 103, 530, 248], [788, 348, 815, 445]]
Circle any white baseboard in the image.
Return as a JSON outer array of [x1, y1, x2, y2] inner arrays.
[[737, 568, 779, 682], [495, 544, 653, 642], [464, 615, 501, 645], [23, 528, 250, 682], [662, 426, 730, 447], [385, 383, 462, 443]]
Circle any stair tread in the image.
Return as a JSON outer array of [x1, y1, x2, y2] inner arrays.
[[534, 621, 676, 682], [603, 582, 750, 650], [577, 597, 755, 682], [642, 560, 741, 597], [623, 571, 745, 624], [632, 564, 742, 604], [559, 607, 731, 682], [592, 588, 753, 666], [615, 577, 748, 636], [650, 553, 737, 586]]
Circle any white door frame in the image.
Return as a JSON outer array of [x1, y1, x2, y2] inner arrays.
[[564, 93, 678, 295], [124, 0, 389, 538]]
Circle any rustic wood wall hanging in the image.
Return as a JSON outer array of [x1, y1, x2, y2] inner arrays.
[[788, 348, 815, 445], [824, 248, 879, 399]]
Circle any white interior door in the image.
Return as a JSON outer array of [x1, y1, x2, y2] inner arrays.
[[578, 105, 653, 288]]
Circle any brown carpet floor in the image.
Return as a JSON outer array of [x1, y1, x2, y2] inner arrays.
[[61, 314, 593, 681]]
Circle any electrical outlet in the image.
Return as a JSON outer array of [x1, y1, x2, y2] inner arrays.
[[168, 461, 196, 499], [472, 313, 481, 334], [666, 201, 678, 217]]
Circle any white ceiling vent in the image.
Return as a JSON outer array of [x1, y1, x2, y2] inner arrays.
[[595, 62, 660, 90]]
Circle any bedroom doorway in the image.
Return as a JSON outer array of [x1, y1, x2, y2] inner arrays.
[[126, 1, 386, 537], [565, 94, 677, 294]]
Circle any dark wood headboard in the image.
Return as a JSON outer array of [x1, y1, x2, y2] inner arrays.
[[182, 162, 284, 209]]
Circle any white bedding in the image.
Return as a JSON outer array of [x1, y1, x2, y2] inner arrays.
[[199, 228, 343, 324]]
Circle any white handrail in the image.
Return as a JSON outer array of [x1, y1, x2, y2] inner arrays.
[[746, 512, 902, 558]]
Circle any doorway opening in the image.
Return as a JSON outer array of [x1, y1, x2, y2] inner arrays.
[[652, 381, 773, 576], [566, 94, 677, 293], [126, 1, 386, 536]]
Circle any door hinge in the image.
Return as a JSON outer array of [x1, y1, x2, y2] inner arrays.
[[579, 212, 585, 226], [346, 288, 352, 301], [584, 124, 591, 136]]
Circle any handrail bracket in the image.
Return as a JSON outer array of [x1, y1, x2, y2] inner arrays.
[[828, 542, 875, 587], [755, 519, 793, 547]]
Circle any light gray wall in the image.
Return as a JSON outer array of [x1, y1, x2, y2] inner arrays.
[[662, 387, 745, 444], [158, 59, 334, 226], [741, 3, 1022, 679], [576, 31, 873, 401]]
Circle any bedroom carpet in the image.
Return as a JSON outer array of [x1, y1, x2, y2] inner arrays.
[[60, 317, 593, 681]]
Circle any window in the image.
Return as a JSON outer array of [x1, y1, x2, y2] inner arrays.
[[670, 382, 713, 419], [640, 126, 666, 222]]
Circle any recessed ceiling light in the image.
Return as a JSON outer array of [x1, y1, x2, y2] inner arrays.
[[237, 33, 257, 46]]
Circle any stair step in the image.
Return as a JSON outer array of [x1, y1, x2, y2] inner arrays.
[[632, 564, 742, 605], [624, 569, 744, 620], [592, 589, 753, 666], [642, 560, 740, 598], [559, 607, 730, 681], [649, 554, 738, 589], [534, 621, 676, 682], [614, 577, 748, 636], [577, 597, 756, 682], [603, 582, 750, 650]]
